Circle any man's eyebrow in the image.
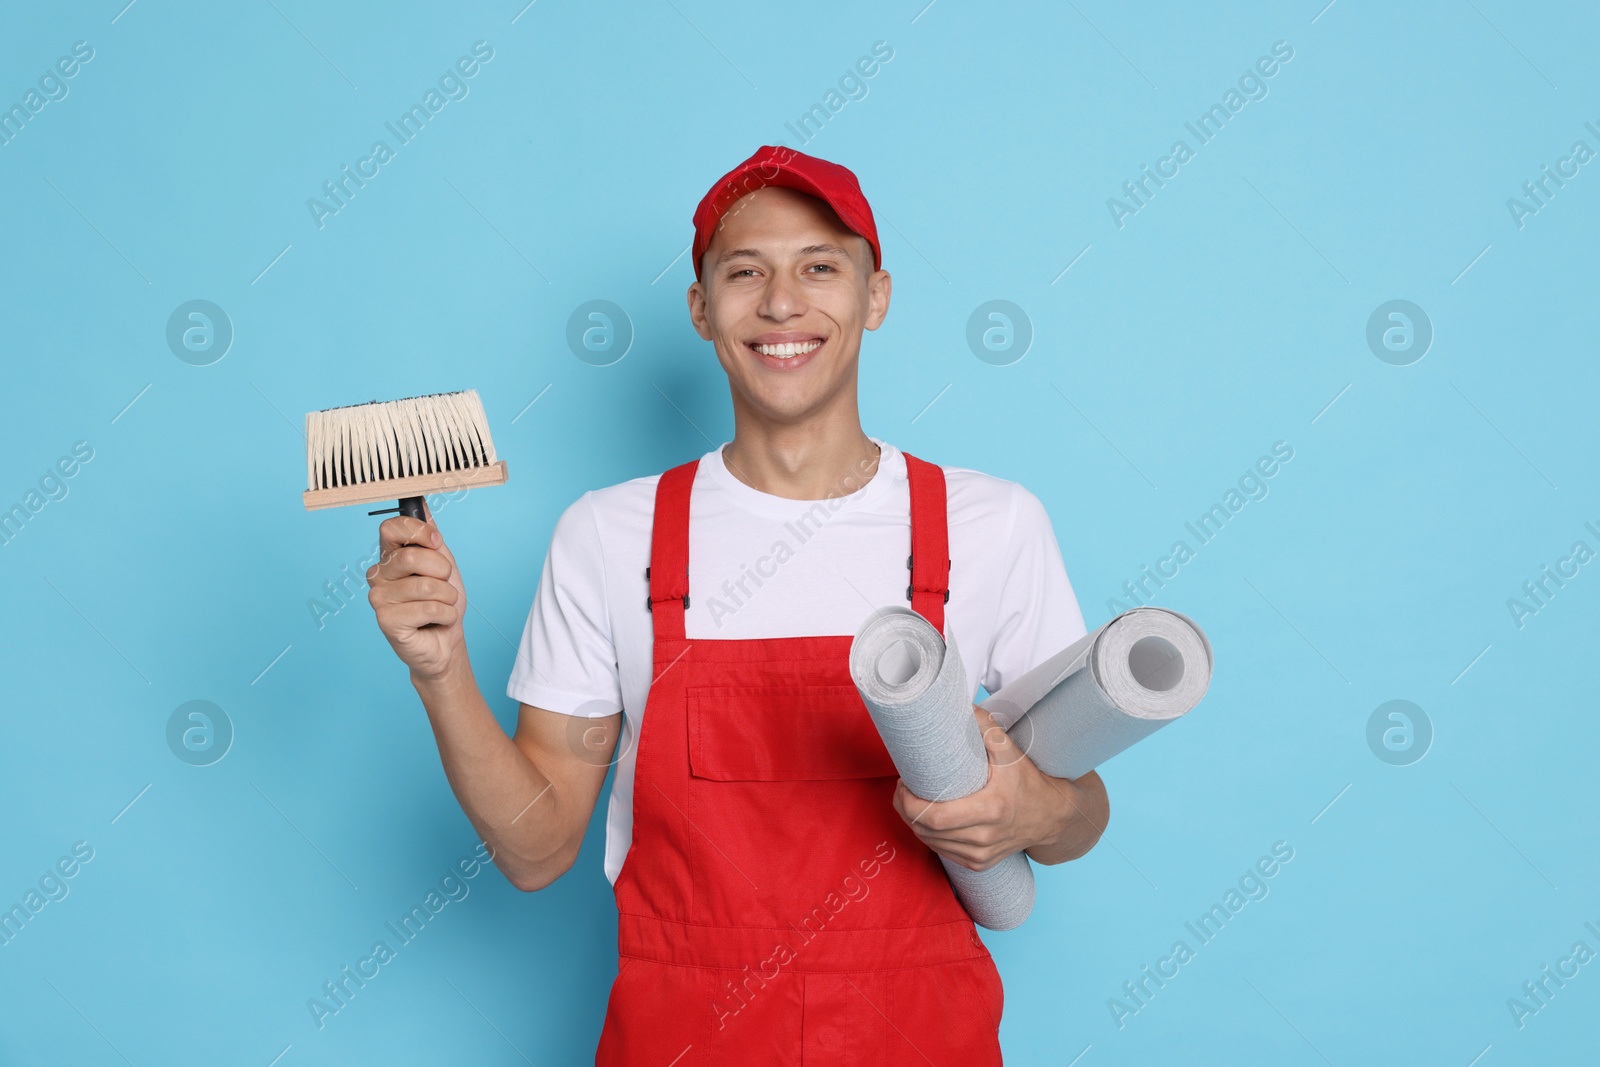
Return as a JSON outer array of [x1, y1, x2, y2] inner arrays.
[[797, 243, 852, 257], [716, 243, 855, 265]]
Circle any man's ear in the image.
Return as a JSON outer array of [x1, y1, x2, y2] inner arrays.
[[687, 280, 713, 341], [864, 268, 892, 332]]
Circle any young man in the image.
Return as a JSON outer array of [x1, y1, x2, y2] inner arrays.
[[367, 145, 1109, 1063]]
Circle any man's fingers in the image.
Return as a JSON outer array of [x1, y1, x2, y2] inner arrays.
[[370, 545, 452, 583], [894, 780, 953, 828], [912, 800, 1004, 836], [894, 780, 1001, 834], [893, 781, 924, 824], [975, 706, 1008, 749], [901, 820, 1004, 869], [375, 599, 456, 630], [379, 515, 440, 554], [372, 575, 458, 606], [973, 705, 1030, 769], [893, 790, 1009, 868]]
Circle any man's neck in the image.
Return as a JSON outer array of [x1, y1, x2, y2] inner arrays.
[[720, 422, 882, 502]]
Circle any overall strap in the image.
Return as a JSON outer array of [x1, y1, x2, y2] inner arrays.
[[647, 459, 698, 643], [903, 451, 950, 635]]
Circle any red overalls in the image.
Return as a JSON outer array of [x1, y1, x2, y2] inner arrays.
[[594, 451, 1005, 1065]]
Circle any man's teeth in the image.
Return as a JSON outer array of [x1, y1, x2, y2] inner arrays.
[[753, 339, 823, 357]]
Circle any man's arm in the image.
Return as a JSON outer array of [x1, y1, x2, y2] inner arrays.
[[414, 664, 620, 890], [368, 509, 617, 891]]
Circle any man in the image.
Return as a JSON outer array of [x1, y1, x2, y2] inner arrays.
[[367, 145, 1110, 1063]]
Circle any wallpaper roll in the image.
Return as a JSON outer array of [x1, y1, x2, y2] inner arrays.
[[850, 606, 1036, 931], [981, 607, 1213, 781]]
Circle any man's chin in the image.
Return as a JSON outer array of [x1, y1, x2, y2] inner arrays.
[[732, 380, 834, 424]]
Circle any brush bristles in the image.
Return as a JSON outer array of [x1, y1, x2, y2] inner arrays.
[[305, 389, 499, 492]]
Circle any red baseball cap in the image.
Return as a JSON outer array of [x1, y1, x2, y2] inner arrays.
[[691, 145, 882, 280]]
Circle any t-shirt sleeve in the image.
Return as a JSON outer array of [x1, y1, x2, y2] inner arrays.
[[505, 491, 623, 718], [980, 482, 1088, 697]]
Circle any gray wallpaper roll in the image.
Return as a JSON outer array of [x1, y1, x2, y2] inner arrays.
[[849, 606, 1036, 931], [982, 607, 1213, 781], [850, 604, 1213, 931]]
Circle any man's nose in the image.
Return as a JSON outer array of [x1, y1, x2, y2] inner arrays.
[[758, 270, 805, 320]]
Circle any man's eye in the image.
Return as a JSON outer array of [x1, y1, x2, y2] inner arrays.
[[731, 268, 757, 278], [807, 263, 836, 273]]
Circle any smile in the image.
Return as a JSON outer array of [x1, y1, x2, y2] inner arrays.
[[749, 339, 823, 358]]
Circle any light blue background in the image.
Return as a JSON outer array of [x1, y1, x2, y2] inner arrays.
[[2, 1, 1596, 1063]]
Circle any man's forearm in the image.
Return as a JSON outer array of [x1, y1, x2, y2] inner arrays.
[[1023, 770, 1109, 866], [410, 654, 577, 890]]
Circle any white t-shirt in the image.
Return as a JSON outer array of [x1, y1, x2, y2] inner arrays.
[[506, 436, 1087, 884]]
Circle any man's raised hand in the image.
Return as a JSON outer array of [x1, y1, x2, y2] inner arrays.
[[367, 501, 469, 681]]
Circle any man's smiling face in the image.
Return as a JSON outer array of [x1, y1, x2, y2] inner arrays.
[[688, 186, 891, 426]]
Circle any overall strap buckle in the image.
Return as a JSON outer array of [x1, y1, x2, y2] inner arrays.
[[645, 565, 690, 612], [906, 554, 951, 603]]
